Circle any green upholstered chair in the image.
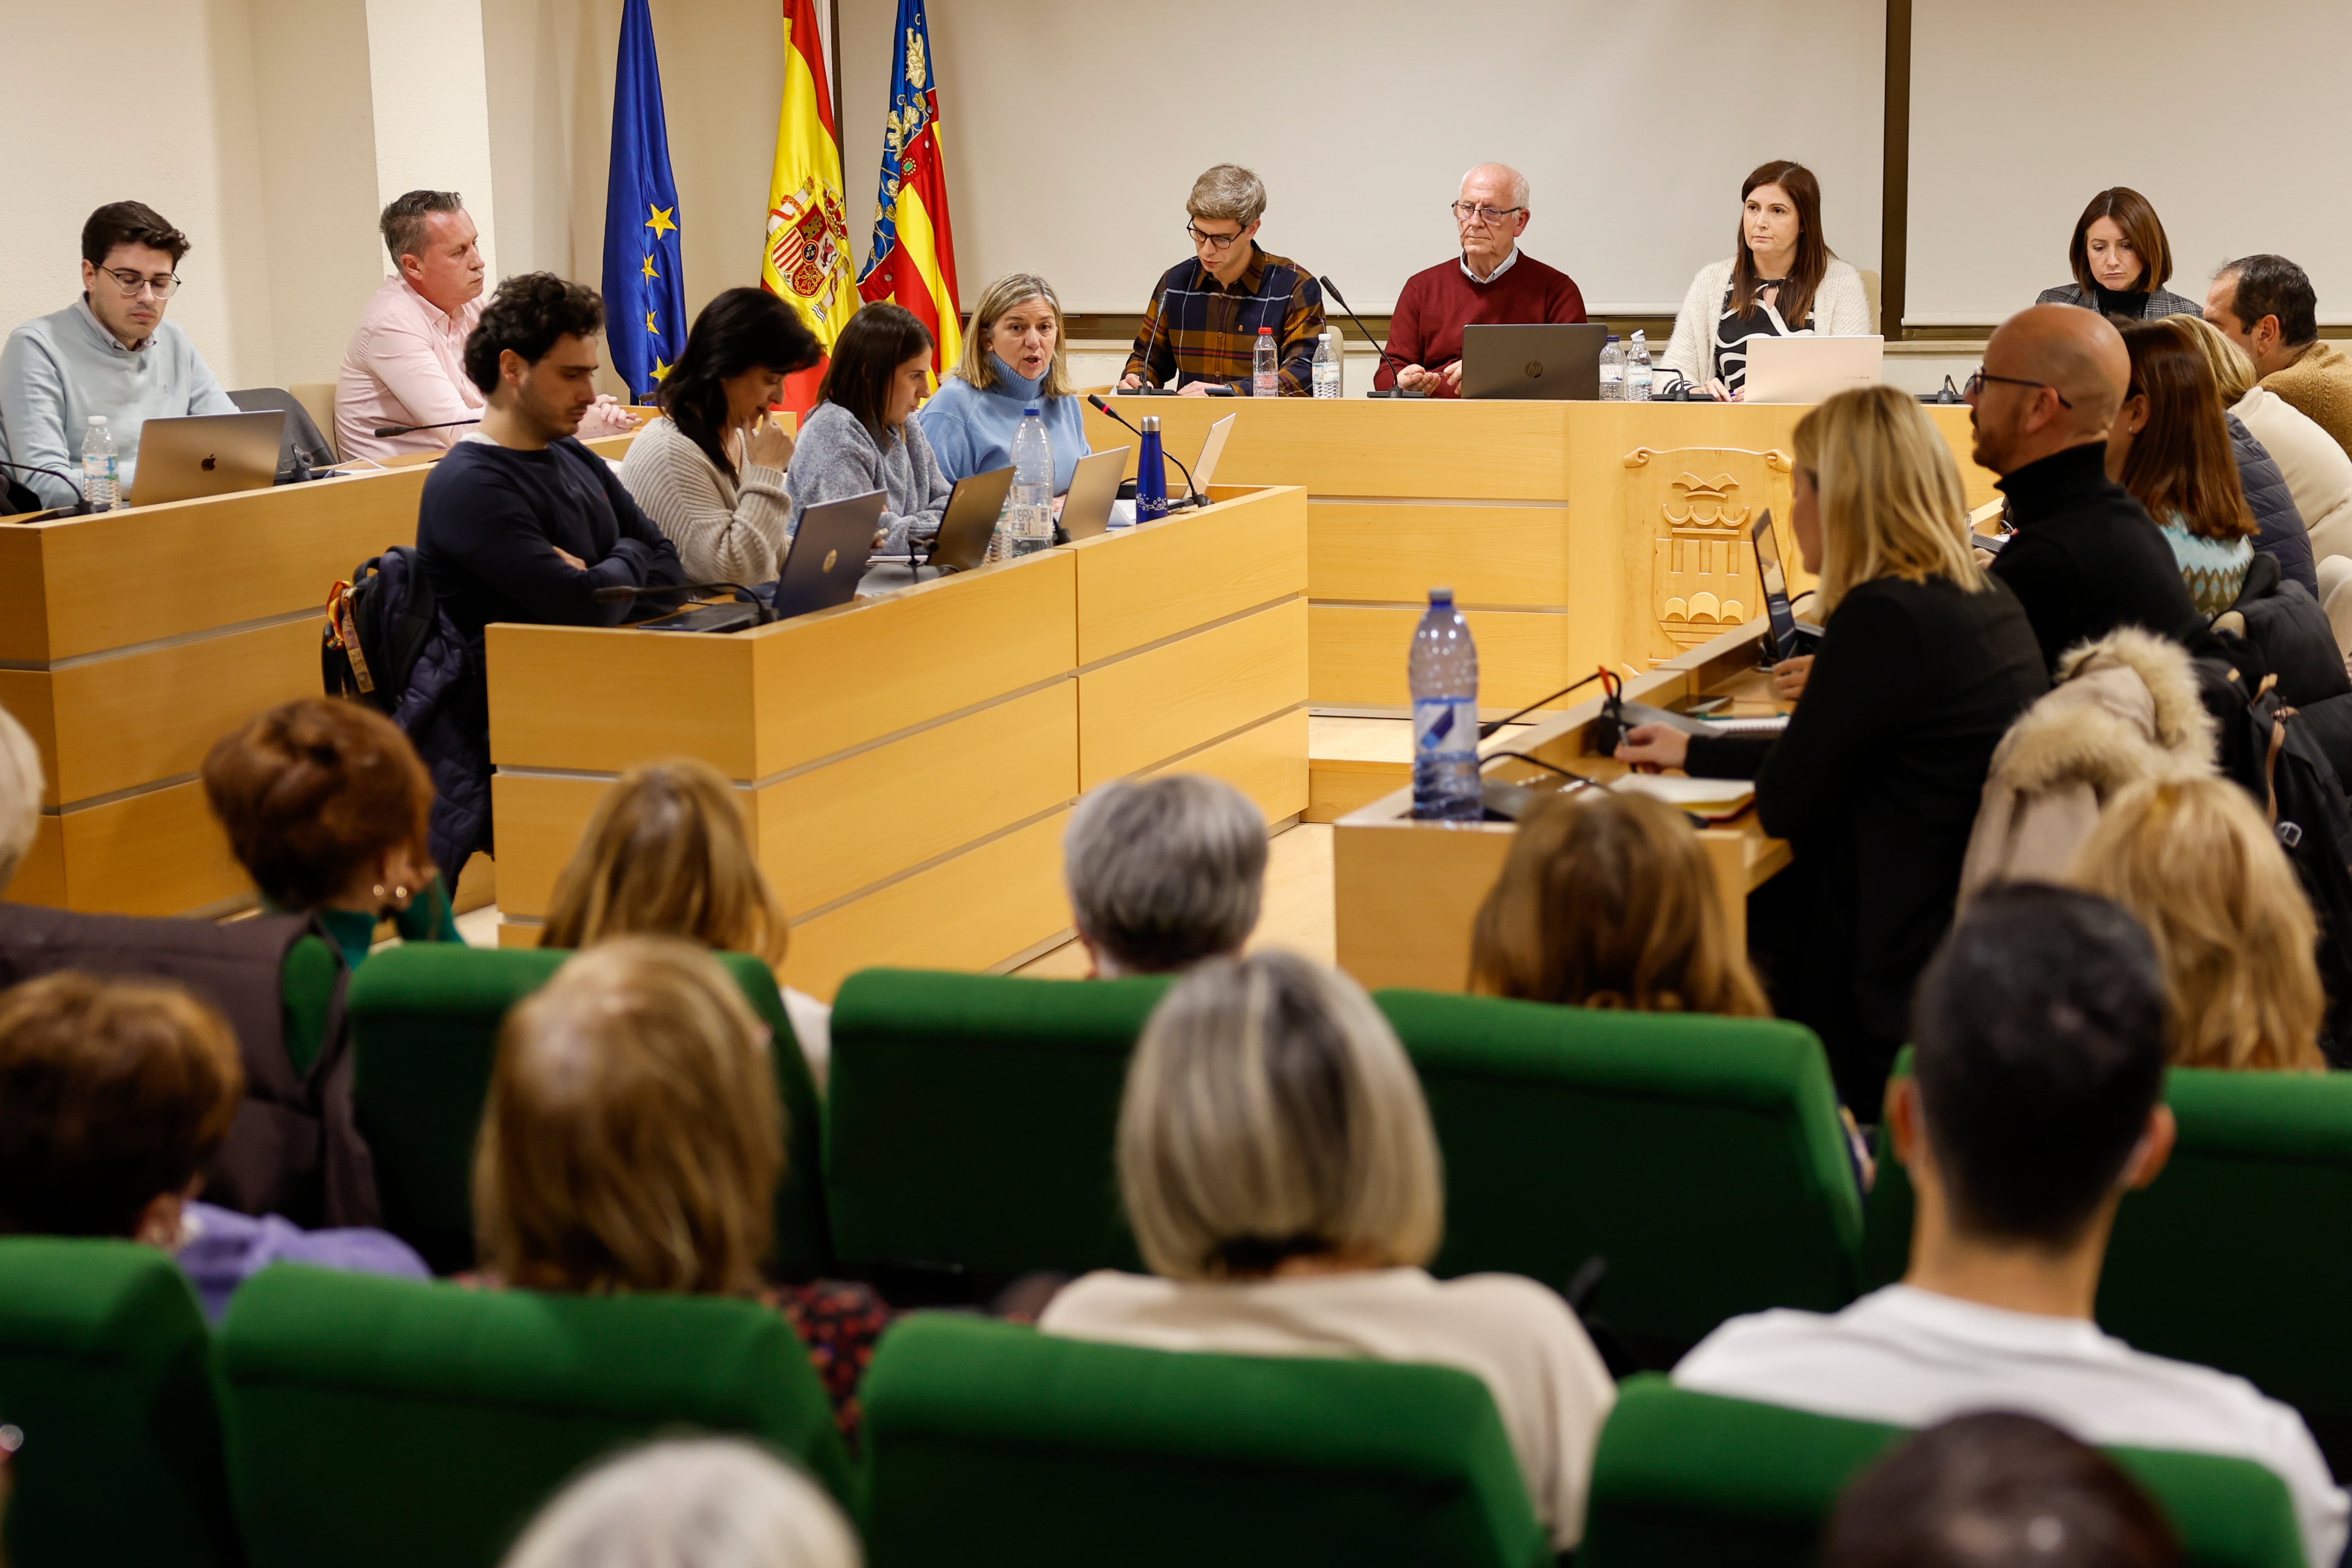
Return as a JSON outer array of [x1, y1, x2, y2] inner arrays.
[[278, 932, 340, 1079], [860, 1312, 1550, 1568], [1582, 1374, 2307, 1568], [1374, 989, 1863, 1364], [347, 944, 828, 1275], [219, 1265, 851, 1568], [0, 1237, 241, 1568], [1863, 1061, 2352, 1469], [825, 969, 1171, 1285]]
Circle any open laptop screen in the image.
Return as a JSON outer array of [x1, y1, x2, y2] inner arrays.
[[1751, 508, 1801, 661]]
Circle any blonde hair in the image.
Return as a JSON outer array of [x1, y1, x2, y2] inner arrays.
[[1187, 164, 1266, 227], [1796, 384, 1986, 613], [2069, 778, 2325, 1072], [1470, 790, 1768, 1016], [474, 938, 784, 1294], [0, 705, 40, 895], [1117, 952, 1443, 1281], [953, 273, 1073, 398], [2174, 312, 2260, 405], [542, 760, 787, 965], [501, 1438, 859, 1568]]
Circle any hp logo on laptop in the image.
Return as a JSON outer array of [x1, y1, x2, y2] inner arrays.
[[1524, 361, 1543, 379]]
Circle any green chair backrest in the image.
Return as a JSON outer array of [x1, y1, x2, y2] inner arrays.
[[278, 933, 341, 1080], [861, 1312, 1550, 1568], [825, 969, 1171, 1280], [1583, 1374, 2307, 1568], [1863, 1061, 2352, 1467], [219, 1265, 851, 1568], [0, 1237, 241, 1568], [1375, 990, 1863, 1361], [348, 944, 828, 1275]]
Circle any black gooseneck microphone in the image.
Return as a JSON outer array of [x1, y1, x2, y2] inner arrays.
[[1478, 667, 1609, 739], [0, 459, 94, 516], [373, 417, 484, 438], [591, 578, 770, 623], [1317, 276, 1426, 400], [1087, 395, 1202, 507]]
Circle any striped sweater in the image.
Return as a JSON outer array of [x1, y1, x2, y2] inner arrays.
[[616, 415, 793, 585]]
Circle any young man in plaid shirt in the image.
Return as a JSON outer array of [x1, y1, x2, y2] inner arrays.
[[1119, 164, 1326, 397]]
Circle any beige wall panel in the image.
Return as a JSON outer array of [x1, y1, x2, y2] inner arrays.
[[1310, 605, 1576, 711], [487, 627, 759, 778], [1079, 600, 1308, 789], [1080, 401, 1575, 501], [1143, 707, 1310, 826], [1332, 814, 1516, 993], [1073, 488, 1307, 664], [1309, 503, 1572, 607], [780, 810, 1073, 1004], [53, 781, 248, 916]]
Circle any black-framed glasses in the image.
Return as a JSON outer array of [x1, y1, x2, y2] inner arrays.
[[1964, 368, 2072, 409], [1450, 202, 1525, 227], [1185, 223, 1245, 251], [95, 265, 181, 299]]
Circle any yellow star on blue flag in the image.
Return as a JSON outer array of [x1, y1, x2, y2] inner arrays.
[[645, 205, 677, 240], [644, 308, 658, 334]]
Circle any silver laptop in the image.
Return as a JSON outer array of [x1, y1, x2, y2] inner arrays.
[[1187, 413, 1238, 501], [773, 490, 887, 619], [1740, 334, 1884, 404], [1459, 323, 1608, 401], [1061, 446, 1129, 542], [127, 410, 285, 506], [925, 466, 1016, 573]]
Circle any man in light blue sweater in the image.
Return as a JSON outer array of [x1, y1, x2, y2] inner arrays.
[[0, 202, 236, 509]]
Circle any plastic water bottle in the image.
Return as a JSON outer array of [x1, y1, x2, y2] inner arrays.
[[81, 415, 118, 511], [1409, 587, 1481, 822], [1627, 330, 1654, 403], [1312, 331, 1340, 399], [1253, 326, 1280, 398], [1136, 415, 1169, 522], [1598, 335, 1624, 401], [1005, 402, 1054, 556]]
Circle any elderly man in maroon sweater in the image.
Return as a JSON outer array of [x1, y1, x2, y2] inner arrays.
[[1379, 164, 1588, 398]]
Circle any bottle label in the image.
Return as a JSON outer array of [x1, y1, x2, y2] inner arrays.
[[1412, 696, 1477, 761]]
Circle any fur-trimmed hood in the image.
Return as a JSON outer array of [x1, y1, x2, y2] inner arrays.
[[1990, 626, 2216, 797]]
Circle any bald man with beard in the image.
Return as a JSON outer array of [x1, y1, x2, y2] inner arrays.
[[1968, 304, 2203, 670], [1379, 163, 1587, 398]]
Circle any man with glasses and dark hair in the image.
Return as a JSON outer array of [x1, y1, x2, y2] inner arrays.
[[0, 201, 236, 509], [1378, 164, 1587, 398], [2207, 254, 2352, 462], [1963, 304, 2198, 670], [1117, 164, 1326, 397]]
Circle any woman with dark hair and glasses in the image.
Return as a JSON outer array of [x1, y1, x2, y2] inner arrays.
[[619, 287, 822, 584], [2036, 187, 2204, 322], [783, 302, 949, 558], [1662, 161, 1874, 402]]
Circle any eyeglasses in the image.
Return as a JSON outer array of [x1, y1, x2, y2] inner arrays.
[[95, 265, 181, 299], [1964, 369, 2073, 409], [1185, 223, 1246, 251], [1451, 202, 1525, 227]]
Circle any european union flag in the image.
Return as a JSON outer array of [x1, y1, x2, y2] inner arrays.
[[602, 0, 685, 403]]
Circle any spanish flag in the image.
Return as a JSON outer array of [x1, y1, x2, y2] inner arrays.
[[759, 0, 858, 415], [855, 0, 961, 381]]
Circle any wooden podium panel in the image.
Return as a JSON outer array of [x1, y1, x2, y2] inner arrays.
[[1079, 600, 1307, 788], [1310, 604, 1574, 713]]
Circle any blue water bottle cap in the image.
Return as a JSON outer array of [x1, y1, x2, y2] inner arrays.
[[1024, 403, 1041, 416], [1429, 586, 1454, 605]]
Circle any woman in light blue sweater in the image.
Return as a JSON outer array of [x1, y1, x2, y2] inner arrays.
[[915, 272, 1092, 494]]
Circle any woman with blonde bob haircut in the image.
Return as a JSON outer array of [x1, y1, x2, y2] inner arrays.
[[1470, 790, 1767, 1016], [1040, 951, 1617, 1553], [475, 938, 890, 1432], [914, 272, 1092, 493], [2070, 778, 2327, 1072], [1619, 386, 2049, 1110]]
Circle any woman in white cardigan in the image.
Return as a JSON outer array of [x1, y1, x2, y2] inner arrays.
[[618, 287, 823, 585], [1662, 160, 1873, 401]]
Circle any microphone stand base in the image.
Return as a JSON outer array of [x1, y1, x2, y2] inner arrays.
[[1364, 389, 1429, 400]]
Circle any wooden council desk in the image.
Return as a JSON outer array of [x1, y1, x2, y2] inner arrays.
[[485, 484, 1309, 1001], [1079, 398, 1993, 714]]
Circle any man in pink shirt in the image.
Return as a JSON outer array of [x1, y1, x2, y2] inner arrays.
[[335, 190, 633, 462]]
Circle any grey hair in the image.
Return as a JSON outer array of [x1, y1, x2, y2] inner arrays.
[[500, 1438, 859, 1568], [1461, 163, 1530, 209], [1187, 164, 1267, 228], [0, 706, 41, 896], [380, 189, 465, 266], [1117, 952, 1445, 1281], [1064, 775, 1266, 974]]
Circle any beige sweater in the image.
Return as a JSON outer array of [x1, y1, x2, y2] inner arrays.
[[615, 415, 793, 584], [2263, 341, 2352, 474]]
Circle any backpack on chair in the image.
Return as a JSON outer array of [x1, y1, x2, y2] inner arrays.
[[323, 547, 442, 717]]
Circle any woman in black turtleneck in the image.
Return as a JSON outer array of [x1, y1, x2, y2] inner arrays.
[[2035, 187, 2205, 321]]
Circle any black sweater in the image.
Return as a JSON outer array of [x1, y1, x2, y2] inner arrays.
[[417, 438, 685, 646], [1988, 440, 2202, 672], [1686, 574, 2048, 1076]]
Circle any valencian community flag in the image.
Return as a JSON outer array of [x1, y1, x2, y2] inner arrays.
[[856, 0, 961, 379], [759, 0, 858, 415], [601, 0, 687, 402]]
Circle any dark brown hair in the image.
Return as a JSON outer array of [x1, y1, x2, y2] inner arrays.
[[464, 273, 605, 394], [0, 973, 243, 1238], [2118, 318, 2256, 545], [2220, 254, 2319, 348], [1730, 160, 1832, 328], [379, 189, 465, 267], [658, 288, 824, 486], [1468, 791, 1768, 1016], [1824, 1411, 2180, 1568], [201, 697, 436, 909], [817, 302, 933, 438], [2070, 187, 2174, 297], [81, 201, 190, 269]]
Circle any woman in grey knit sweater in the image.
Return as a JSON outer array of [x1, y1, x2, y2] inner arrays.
[[786, 304, 952, 560]]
